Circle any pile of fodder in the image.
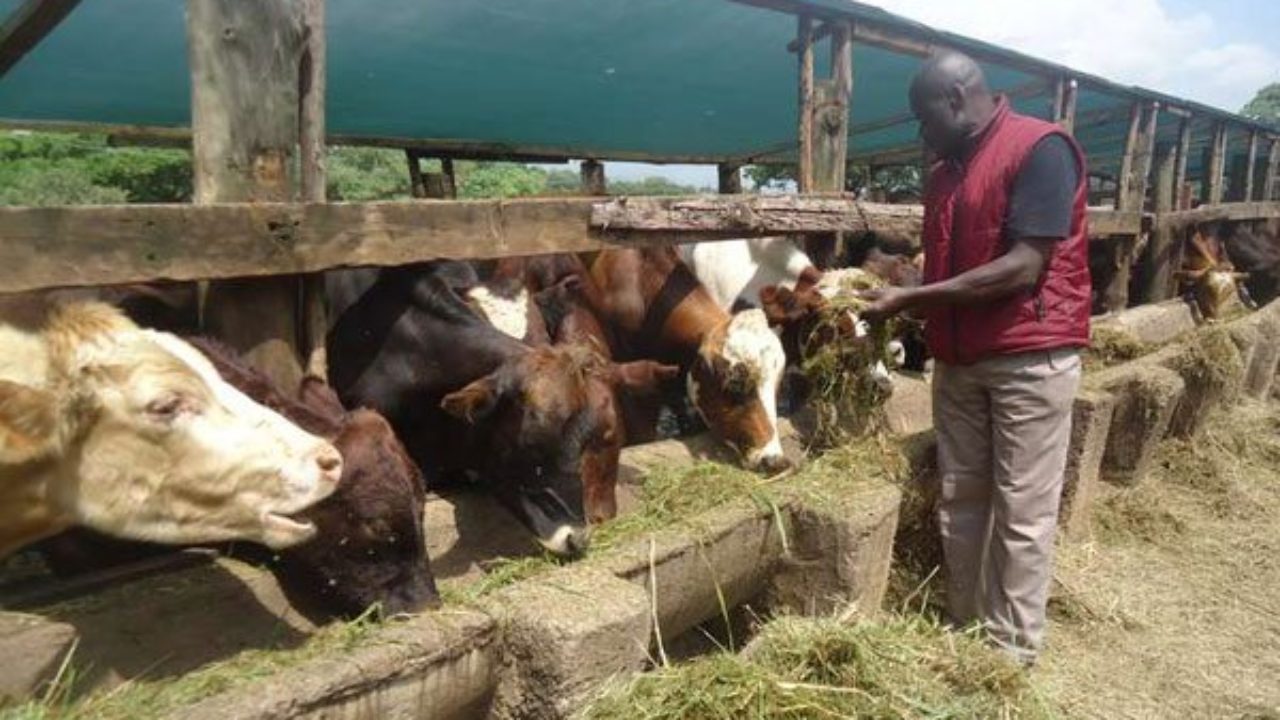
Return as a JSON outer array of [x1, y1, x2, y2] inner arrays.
[[578, 614, 1053, 719], [799, 270, 903, 449], [1083, 326, 1149, 370], [1169, 324, 1245, 399]]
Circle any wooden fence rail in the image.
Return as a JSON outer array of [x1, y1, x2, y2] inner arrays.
[[0, 195, 1152, 295]]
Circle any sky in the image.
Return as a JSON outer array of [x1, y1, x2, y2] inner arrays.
[[594, 0, 1279, 188]]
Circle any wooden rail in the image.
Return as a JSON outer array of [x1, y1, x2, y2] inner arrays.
[[0, 195, 1148, 295]]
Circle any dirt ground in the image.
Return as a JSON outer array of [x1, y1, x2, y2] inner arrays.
[[1036, 398, 1280, 719]]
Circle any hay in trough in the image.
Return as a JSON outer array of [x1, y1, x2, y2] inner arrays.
[[1083, 326, 1149, 370], [1169, 325, 1244, 399], [578, 613, 1053, 720], [799, 270, 903, 449]]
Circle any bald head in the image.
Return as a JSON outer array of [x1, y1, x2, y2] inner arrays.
[[909, 52, 996, 159]]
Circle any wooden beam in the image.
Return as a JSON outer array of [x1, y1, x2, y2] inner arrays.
[[581, 159, 607, 196], [795, 15, 815, 192], [1115, 102, 1144, 211], [786, 19, 834, 52], [405, 150, 426, 198], [1174, 115, 1192, 209], [298, 0, 327, 380], [1244, 130, 1259, 202], [188, 0, 307, 391], [1142, 142, 1178, 303], [1055, 77, 1078, 135], [1266, 139, 1280, 202], [0, 0, 82, 77], [812, 21, 851, 192], [1156, 201, 1280, 229], [1206, 122, 1227, 206], [718, 163, 743, 194], [0, 197, 1148, 294]]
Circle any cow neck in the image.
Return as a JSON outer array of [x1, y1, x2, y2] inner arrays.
[[0, 463, 70, 558], [637, 262, 721, 368]]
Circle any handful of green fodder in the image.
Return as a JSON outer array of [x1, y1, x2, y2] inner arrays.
[[800, 270, 902, 449], [579, 614, 1053, 720]]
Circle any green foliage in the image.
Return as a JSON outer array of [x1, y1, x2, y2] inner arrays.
[[1241, 83, 1280, 126], [609, 175, 703, 196], [0, 131, 189, 205], [746, 162, 922, 199], [325, 146, 410, 201], [454, 161, 548, 199]]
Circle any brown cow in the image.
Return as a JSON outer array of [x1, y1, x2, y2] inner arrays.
[[0, 300, 342, 559], [533, 273, 678, 521], [583, 247, 790, 473], [1177, 228, 1251, 320]]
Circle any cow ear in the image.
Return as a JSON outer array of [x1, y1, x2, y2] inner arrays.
[[555, 274, 583, 295], [298, 375, 347, 418], [610, 361, 679, 395], [0, 380, 60, 464], [440, 372, 507, 424], [758, 285, 791, 326]]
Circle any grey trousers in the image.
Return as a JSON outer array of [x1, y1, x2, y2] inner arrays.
[[932, 348, 1081, 662]]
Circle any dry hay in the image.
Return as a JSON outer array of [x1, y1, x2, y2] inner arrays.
[[1040, 399, 1280, 717], [1170, 324, 1245, 399], [1082, 326, 1149, 371], [800, 270, 903, 449], [578, 613, 1054, 719]]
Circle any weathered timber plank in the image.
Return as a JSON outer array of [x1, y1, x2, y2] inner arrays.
[[0, 198, 1148, 294], [1156, 201, 1280, 229]]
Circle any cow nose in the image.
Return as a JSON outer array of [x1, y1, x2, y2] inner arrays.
[[759, 453, 793, 475], [565, 526, 593, 556], [315, 446, 343, 481]]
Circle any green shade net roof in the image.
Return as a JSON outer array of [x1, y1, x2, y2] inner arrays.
[[0, 0, 1274, 178]]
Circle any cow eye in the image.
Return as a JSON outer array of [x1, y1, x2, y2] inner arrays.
[[145, 394, 186, 422]]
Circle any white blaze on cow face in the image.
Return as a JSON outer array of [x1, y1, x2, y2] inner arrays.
[[467, 285, 531, 341], [688, 309, 788, 472], [0, 302, 342, 557]]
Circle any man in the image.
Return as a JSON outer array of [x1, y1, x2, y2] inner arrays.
[[862, 51, 1090, 666]]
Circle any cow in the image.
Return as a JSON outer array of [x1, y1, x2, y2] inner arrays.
[[326, 261, 662, 556], [582, 247, 791, 473], [1177, 228, 1253, 320], [533, 272, 680, 519], [677, 237, 822, 314], [1218, 219, 1280, 307], [0, 299, 343, 559]]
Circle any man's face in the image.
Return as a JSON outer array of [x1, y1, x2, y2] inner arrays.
[[910, 84, 966, 159]]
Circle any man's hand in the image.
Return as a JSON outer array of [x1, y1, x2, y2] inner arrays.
[[859, 286, 913, 323]]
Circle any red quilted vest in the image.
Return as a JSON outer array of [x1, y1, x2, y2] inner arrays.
[[921, 97, 1091, 366]]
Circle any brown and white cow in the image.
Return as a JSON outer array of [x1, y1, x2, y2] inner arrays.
[[583, 247, 790, 473], [1177, 228, 1252, 320], [0, 300, 343, 559]]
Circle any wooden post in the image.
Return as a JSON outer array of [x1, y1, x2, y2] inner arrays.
[[796, 19, 851, 268], [718, 163, 742, 194], [189, 0, 307, 391], [1054, 77, 1078, 135], [1142, 142, 1178, 302], [795, 15, 815, 192], [811, 21, 852, 192], [1265, 138, 1280, 202], [1206, 122, 1227, 205], [406, 150, 426, 198], [298, 0, 327, 380], [580, 159, 607, 195], [1107, 101, 1157, 313], [1174, 115, 1192, 209], [1244, 131, 1259, 202], [1115, 102, 1144, 211]]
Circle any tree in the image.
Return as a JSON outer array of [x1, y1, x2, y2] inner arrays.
[[745, 162, 922, 199], [1241, 83, 1280, 125]]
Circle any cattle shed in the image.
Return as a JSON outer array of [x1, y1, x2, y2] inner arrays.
[[2, 1, 1280, 718]]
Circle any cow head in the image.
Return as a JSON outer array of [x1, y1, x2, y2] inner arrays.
[[687, 309, 789, 473], [1179, 229, 1252, 320], [278, 385, 438, 616], [534, 274, 679, 525], [440, 344, 615, 556], [0, 303, 342, 558]]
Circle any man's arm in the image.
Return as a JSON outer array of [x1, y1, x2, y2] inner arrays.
[[861, 238, 1054, 321]]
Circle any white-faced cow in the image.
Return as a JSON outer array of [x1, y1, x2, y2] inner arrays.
[[0, 300, 343, 559]]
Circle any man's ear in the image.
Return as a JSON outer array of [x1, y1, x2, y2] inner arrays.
[[440, 371, 508, 424], [0, 380, 60, 464]]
